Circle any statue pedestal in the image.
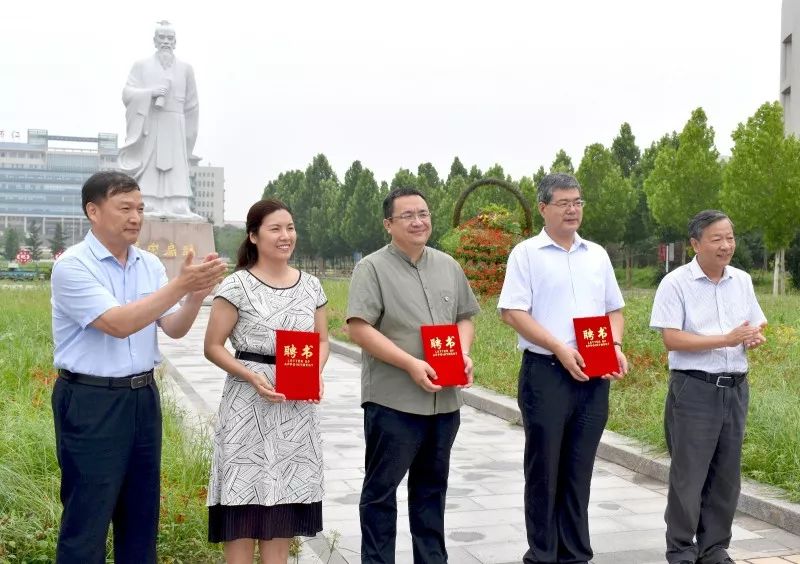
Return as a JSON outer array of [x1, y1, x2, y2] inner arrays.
[[137, 220, 216, 279]]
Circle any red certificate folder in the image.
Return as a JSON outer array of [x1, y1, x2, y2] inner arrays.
[[420, 324, 467, 387], [573, 315, 620, 378], [275, 330, 320, 400]]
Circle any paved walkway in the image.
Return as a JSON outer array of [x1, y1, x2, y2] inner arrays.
[[160, 307, 800, 563]]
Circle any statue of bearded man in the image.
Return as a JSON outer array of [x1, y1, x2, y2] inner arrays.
[[118, 21, 202, 219]]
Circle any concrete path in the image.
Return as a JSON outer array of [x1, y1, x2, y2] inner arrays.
[[159, 307, 800, 563]]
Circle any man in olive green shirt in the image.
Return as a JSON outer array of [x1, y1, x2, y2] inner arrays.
[[347, 187, 480, 564]]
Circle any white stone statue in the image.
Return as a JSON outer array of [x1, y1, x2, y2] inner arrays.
[[118, 21, 202, 220]]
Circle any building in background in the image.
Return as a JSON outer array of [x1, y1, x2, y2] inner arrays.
[[0, 129, 118, 247], [0, 129, 226, 249], [782, 0, 800, 133], [189, 156, 225, 226]]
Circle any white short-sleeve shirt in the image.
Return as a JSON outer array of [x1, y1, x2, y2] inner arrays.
[[649, 257, 767, 373], [498, 229, 625, 354]]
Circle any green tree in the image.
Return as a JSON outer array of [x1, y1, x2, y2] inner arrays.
[[439, 175, 468, 236], [25, 220, 43, 261], [305, 153, 338, 193], [417, 162, 442, 192], [49, 222, 67, 255], [518, 176, 542, 233], [483, 163, 506, 180], [532, 165, 547, 186], [342, 166, 385, 254], [213, 225, 246, 261], [390, 168, 419, 191], [262, 169, 306, 250], [575, 143, 635, 246], [418, 163, 452, 245], [721, 101, 800, 294], [467, 165, 483, 182], [611, 123, 646, 284], [551, 149, 574, 173], [4, 228, 20, 260], [644, 108, 722, 260], [447, 157, 468, 183], [334, 161, 366, 254], [263, 155, 338, 259], [634, 132, 680, 244], [307, 178, 343, 261], [301, 154, 339, 258], [611, 122, 640, 179]]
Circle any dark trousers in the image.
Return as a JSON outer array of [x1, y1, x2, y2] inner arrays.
[[359, 402, 460, 564], [664, 371, 748, 564], [518, 351, 610, 564], [51, 376, 162, 564]]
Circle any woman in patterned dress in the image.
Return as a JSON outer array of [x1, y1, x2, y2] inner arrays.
[[204, 199, 329, 563]]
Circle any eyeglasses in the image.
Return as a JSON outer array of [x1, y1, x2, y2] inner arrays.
[[548, 199, 586, 210], [389, 211, 432, 222]]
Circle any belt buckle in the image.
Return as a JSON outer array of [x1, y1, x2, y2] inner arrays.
[[715, 375, 733, 387], [130, 374, 148, 389]]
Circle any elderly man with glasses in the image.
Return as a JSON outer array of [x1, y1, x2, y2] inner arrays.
[[346, 186, 480, 563], [499, 173, 628, 564]]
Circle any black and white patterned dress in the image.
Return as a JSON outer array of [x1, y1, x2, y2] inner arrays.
[[206, 269, 327, 542]]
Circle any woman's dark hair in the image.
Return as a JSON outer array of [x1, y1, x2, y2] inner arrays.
[[235, 199, 293, 270]]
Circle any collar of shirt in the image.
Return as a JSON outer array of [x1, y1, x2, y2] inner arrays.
[[532, 228, 588, 253], [85, 230, 141, 270], [687, 256, 732, 283], [387, 243, 428, 267]]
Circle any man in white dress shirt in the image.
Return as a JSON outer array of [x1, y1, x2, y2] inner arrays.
[[650, 210, 767, 564], [498, 173, 628, 564]]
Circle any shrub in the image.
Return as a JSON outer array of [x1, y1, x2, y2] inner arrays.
[[452, 206, 524, 298]]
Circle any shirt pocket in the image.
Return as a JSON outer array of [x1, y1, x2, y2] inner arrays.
[[439, 290, 457, 321]]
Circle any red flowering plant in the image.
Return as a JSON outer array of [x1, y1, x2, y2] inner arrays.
[[440, 204, 526, 299]]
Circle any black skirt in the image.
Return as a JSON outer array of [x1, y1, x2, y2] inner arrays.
[[208, 502, 323, 543]]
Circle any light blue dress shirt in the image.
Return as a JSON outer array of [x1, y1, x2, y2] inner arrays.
[[498, 229, 625, 355], [649, 257, 767, 373], [51, 231, 179, 377]]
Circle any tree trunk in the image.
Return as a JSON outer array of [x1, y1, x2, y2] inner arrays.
[[625, 248, 632, 289], [772, 248, 786, 295]]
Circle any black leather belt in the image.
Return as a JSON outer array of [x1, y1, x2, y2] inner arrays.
[[58, 368, 154, 389], [235, 350, 276, 365], [524, 350, 555, 360], [672, 369, 747, 388]]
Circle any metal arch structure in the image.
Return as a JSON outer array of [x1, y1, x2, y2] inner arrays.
[[452, 178, 533, 234]]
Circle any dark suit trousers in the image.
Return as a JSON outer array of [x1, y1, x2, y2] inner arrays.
[[360, 402, 460, 564], [51, 376, 162, 564], [518, 351, 610, 564], [664, 370, 748, 564]]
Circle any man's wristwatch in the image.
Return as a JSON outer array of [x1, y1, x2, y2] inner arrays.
[[613, 341, 623, 349]]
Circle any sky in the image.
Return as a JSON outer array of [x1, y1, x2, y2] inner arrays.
[[0, 1, 785, 221]]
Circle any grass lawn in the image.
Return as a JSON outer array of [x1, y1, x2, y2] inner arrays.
[[322, 278, 800, 501], [0, 285, 222, 562]]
